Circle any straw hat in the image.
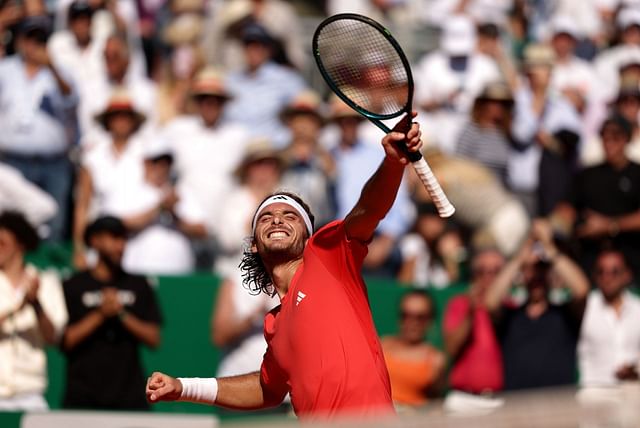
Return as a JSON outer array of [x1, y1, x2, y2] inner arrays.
[[190, 67, 232, 99], [94, 88, 146, 130], [279, 90, 325, 123], [523, 43, 556, 68], [233, 138, 284, 180], [476, 81, 513, 103], [163, 13, 204, 46]]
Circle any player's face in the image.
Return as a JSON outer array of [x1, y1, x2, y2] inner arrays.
[[253, 202, 308, 259], [594, 253, 631, 301]]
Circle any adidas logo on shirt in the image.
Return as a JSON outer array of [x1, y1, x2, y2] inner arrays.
[[296, 291, 306, 306]]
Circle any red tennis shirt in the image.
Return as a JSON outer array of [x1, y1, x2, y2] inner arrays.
[[260, 220, 394, 419]]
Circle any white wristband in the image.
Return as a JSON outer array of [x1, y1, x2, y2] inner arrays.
[[177, 377, 218, 405]]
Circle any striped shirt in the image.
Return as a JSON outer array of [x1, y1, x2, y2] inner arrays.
[[455, 121, 511, 184]]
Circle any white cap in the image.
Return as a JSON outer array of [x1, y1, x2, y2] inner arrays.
[[143, 138, 173, 159], [550, 15, 581, 39], [441, 15, 476, 56], [617, 7, 640, 29]]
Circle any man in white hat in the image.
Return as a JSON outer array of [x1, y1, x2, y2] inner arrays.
[[413, 14, 501, 153], [161, 67, 250, 268]]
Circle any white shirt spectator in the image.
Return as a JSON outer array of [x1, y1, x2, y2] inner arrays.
[[215, 267, 278, 378], [398, 233, 450, 288], [0, 266, 68, 410], [54, 0, 146, 78], [79, 72, 158, 143], [0, 163, 57, 227], [578, 290, 640, 387], [81, 135, 147, 220], [414, 16, 501, 152], [162, 116, 250, 234], [104, 181, 205, 275]]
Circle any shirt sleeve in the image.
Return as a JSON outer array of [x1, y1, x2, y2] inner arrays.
[[62, 275, 89, 325], [259, 347, 289, 407], [306, 220, 368, 281]]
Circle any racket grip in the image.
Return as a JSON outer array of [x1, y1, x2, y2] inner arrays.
[[411, 158, 455, 218]]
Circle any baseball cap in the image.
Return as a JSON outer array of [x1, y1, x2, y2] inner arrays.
[[19, 15, 53, 43], [241, 22, 274, 45], [68, 1, 94, 21]]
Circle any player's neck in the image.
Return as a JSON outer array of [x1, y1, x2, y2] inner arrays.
[[268, 258, 303, 299]]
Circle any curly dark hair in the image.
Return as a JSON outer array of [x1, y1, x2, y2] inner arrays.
[[239, 191, 315, 296], [0, 211, 40, 252]]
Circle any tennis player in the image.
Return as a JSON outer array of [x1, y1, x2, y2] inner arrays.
[[146, 116, 423, 419]]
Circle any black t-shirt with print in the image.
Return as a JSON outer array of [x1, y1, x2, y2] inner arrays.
[[62, 270, 162, 410]]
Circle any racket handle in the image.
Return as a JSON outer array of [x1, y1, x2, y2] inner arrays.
[[411, 158, 455, 218]]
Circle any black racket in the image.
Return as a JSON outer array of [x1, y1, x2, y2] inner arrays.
[[313, 13, 455, 218]]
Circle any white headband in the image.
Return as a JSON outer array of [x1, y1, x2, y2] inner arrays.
[[251, 195, 313, 237]]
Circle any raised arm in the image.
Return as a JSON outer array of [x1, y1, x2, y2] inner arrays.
[[344, 114, 422, 243]]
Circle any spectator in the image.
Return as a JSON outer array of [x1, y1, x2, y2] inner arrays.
[[327, 96, 414, 277], [116, 139, 208, 275], [212, 138, 284, 275], [162, 66, 250, 267], [78, 33, 157, 141], [62, 216, 162, 410], [547, 15, 597, 115], [485, 219, 589, 390], [279, 90, 335, 228], [202, 0, 306, 72], [455, 80, 514, 185], [509, 43, 582, 216], [582, 80, 640, 166], [223, 22, 306, 148], [443, 248, 505, 394], [0, 211, 67, 411], [156, 12, 206, 125], [552, 114, 640, 280], [381, 290, 446, 408], [48, 1, 107, 130], [414, 14, 501, 152], [73, 88, 148, 269], [397, 202, 467, 288], [579, 248, 640, 387], [0, 161, 57, 228], [211, 267, 278, 378], [0, 15, 77, 241], [54, 0, 147, 78], [594, 7, 640, 102]]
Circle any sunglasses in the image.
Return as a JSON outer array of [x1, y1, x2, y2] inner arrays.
[[472, 266, 502, 276], [400, 311, 432, 322], [595, 267, 626, 277]]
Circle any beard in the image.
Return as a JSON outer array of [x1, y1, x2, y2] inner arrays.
[[257, 236, 306, 265]]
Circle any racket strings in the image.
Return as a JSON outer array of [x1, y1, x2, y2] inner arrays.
[[315, 19, 409, 117]]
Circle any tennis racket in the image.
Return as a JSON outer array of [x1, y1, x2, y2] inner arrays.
[[313, 13, 455, 218]]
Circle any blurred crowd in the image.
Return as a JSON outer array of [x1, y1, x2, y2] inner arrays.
[[0, 0, 640, 417]]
